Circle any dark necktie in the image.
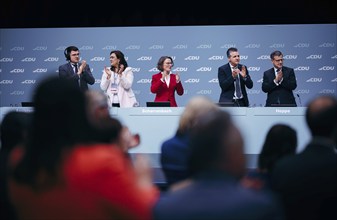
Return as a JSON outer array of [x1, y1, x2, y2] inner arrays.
[[73, 64, 81, 88], [233, 67, 242, 98]]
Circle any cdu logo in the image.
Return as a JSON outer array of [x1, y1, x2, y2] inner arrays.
[[283, 55, 297, 59], [245, 44, 260, 48], [306, 55, 322, 59], [185, 56, 200, 61], [33, 46, 47, 51], [331, 55, 337, 59], [208, 56, 224, 60], [220, 44, 236, 49], [11, 47, 25, 51], [306, 78, 322, 82], [0, 58, 14, 62], [80, 46, 94, 50], [90, 57, 105, 62], [137, 56, 152, 61], [319, 66, 335, 71], [319, 43, 335, 48], [295, 66, 310, 71], [173, 67, 188, 72], [294, 43, 310, 48], [0, 80, 14, 84], [149, 68, 159, 72], [149, 45, 164, 49], [197, 44, 212, 49], [257, 55, 270, 60], [102, 45, 117, 50], [137, 79, 152, 83], [270, 43, 285, 48], [319, 89, 335, 94], [248, 67, 260, 71], [196, 67, 211, 72], [126, 45, 141, 50], [44, 57, 59, 62], [10, 91, 25, 95], [131, 68, 141, 72], [95, 79, 101, 84], [184, 79, 200, 83], [33, 68, 48, 73], [172, 45, 187, 49], [22, 57, 36, 62], [21, 80, 36, 84], [295, 89, 310, 94], [10, 69, 24, 73], [208, 78, 218, 83], [197, 90, 212, 94]]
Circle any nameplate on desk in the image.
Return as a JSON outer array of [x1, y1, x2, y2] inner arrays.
[[118, 107, 184, 116], [254, 107, 306, 116]]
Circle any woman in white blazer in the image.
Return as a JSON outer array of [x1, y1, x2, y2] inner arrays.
[[100, 50, 138, 107]]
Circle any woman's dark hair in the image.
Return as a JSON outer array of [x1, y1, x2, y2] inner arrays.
[[258, 124, 297, 172], [156, 56, 174, 72], [110, 50, 128, 71], [12, 76, 97, 190]]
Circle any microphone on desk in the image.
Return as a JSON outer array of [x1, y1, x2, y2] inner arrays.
[[296, 94, 302, 107]]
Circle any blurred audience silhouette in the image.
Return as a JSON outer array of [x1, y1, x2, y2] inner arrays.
[[160, 95, 219, 188], [7, 76, 159, 220], [271, 95, 337, 220], [241, 124, 297, 191], [154, 110, 284, 220], [0, 111, 32, 220]]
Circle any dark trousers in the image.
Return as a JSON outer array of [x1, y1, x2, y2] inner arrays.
[[232, 98, 246, 107]]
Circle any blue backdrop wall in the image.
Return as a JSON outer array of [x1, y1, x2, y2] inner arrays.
[[1, 24, 336, 107]]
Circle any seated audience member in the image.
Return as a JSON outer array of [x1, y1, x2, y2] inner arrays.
[[153, 110, 284, 220], [271, 95, 337, 220], [160, 96, 219, 188], [7, 76, 159, 220], [0, 111, 32, 220], [241, 124, 297, 191]]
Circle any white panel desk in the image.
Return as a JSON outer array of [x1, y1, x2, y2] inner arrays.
[[1, 107, 311, 183]]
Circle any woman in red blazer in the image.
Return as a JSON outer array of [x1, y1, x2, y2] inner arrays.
[[150, 56, 184, 107]]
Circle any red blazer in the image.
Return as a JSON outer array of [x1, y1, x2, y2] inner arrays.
[[150, 72, 184, 107]]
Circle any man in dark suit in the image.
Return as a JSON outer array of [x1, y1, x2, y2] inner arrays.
[[218, 47, 253, 107], [262, 50, 297, 107], [154, 110, 284, 220], [59, 46, 95, 92], [271, 95, 337, 220]]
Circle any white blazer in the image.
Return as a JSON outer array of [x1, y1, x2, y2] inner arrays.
[[100, 67, 138, 107]]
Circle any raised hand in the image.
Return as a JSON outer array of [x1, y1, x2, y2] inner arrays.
[[240, 65, 247, 78], [176, 72, 180, 83], [78, 60, 87, 74]]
